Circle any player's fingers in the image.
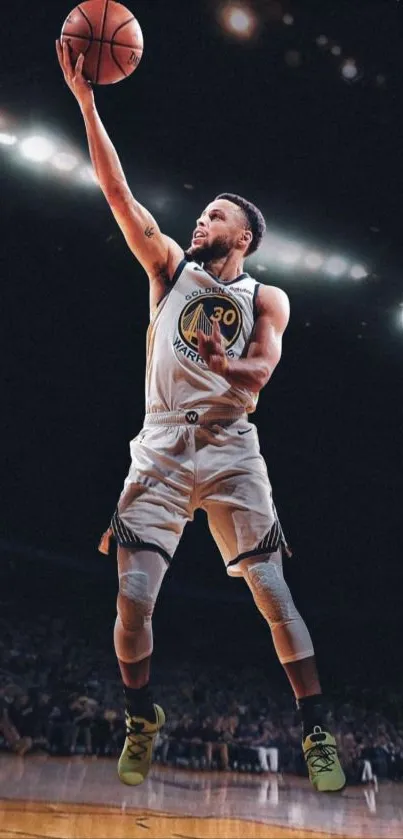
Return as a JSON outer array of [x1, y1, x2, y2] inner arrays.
[[211, 321, 221, 348], [56, 39, 69, 78], [213, 319, 223, 344], [62, 39, 73, 75], [75, 53, 84, 75], [197, 330, 209, 358], [55, 39, 63, 65]]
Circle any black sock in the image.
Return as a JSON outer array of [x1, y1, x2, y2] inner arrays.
[[123, 684, 155, 723], [297, 694, 326, 739]]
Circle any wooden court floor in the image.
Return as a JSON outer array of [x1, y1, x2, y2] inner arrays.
[[0, 754, 402, 838]]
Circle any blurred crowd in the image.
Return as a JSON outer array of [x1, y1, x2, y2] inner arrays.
[[1, 612, 403, 786]]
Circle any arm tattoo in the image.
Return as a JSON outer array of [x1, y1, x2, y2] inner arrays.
[[144, 225, 155, 238]]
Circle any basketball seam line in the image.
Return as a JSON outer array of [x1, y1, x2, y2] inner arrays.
[[95, 0, 110, 85], [77, 5, 94, 39], [110, 17, 140, 78], [110, 16, 136, 41], [63, 35, 142, 49], [110, 42, 128, 79]]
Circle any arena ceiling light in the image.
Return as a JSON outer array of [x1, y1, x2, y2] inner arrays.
[[350, 264, 368, 280], [325, 256, 348, 277], [341, 59, 359, 81], [277, 243, 302, 266], [304, 252, 324, 271], [219, 3, 258, 39], [51, 152, 79, 172], [19, 135, 55, 163], [0, 132, 17, 145], [78, 164, 98, 185]]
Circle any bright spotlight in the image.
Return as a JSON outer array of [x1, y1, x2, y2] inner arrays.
[[0, 132, 17, 146], [19, 135, 55, 163], [220, 4, 257, 38], [283, 13, 294, 25], [341, 59, 358, 81], [78, 164, 98, 185], [51, 152, 79, 172], [304, 252, 324, 271], [277, 244, 302, 266], [350, 264, 368, 280], [325, 256, 348, 277]]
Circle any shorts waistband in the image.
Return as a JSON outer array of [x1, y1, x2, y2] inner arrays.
[[144, 409, 247, 426]]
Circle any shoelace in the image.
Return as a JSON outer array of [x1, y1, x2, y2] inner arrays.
[[126, 719, 155, 763], [305, 727, 337, 775]]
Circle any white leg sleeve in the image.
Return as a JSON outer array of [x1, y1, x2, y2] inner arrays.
[[257, 747, 269, 771], [114, 549, 167, 664], [267, 747, 279, 773], [362, 760, 373, 782], [241, 550, 315, 664]]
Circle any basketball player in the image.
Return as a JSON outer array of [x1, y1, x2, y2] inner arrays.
[[57, 41, 345, 792]]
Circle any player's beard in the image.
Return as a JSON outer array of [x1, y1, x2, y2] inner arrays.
[[185, 236, 232, 265]]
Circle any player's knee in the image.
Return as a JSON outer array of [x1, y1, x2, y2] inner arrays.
[[117, 570, 155, 631], [243, 555, 298, 628]]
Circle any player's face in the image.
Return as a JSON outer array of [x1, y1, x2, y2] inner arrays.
[[186, 200, 248, 262]]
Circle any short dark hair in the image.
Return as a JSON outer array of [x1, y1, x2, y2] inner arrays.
[[215, 192, 266, 256]]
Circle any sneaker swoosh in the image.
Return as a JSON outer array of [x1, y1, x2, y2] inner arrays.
[[238, 428, 252, 435]]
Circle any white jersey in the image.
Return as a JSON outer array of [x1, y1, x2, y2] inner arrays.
[[146, 257, 261, 415]]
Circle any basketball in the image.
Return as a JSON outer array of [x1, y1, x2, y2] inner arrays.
[[60, 0, 143, 85]]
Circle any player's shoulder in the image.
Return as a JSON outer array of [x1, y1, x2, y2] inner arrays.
[[255, 283, 290, 328], [256, 283, 290, 311]]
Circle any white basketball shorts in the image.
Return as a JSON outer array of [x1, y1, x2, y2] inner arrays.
[[103, 411, 291, 576]]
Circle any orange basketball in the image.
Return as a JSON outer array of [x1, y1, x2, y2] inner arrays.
[[61, 0, 143, 85]]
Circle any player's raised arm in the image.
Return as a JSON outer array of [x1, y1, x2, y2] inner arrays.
[[56, 41, 183, 282]]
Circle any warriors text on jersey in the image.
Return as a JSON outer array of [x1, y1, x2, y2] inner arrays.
[[146, 258, 261, 415]]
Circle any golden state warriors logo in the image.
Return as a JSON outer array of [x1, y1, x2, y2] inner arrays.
[[178, 295, 242, 351]]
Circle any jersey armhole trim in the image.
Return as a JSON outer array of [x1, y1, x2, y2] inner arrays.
[[170, 257, 188, 287], [154, 258, 188, 310]]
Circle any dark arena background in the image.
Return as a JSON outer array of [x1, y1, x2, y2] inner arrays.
[[1, 1, 403, 836]]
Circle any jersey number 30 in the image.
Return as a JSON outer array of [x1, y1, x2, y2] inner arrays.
[[211, 306, 237, 326]]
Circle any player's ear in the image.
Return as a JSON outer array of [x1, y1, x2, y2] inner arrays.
[[238, 228, 253, 252]]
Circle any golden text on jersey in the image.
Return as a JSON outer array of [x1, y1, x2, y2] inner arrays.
[[146, 259, 260, 414]]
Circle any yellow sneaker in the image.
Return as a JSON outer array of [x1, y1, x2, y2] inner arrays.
[[118, 704, 165, 786], [303, 726, 346, 792]]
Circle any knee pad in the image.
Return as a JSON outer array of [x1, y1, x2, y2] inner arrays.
[[244, 553, 297, 627], [118, 570, 155, 631], [114, 550, 167, 663], [242, 552, 314, 663], [116, 548, 167, 633]]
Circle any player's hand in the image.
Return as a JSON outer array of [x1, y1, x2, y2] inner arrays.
[[197, 319, 229, 376], [56, 40, 94, 110]]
